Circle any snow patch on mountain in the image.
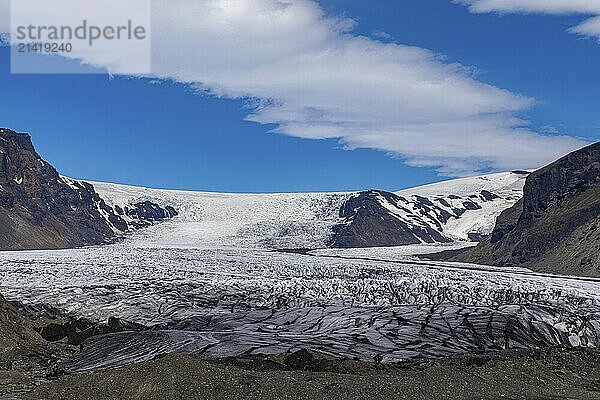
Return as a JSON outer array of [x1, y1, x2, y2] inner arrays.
[[396, 171, 528, 241]]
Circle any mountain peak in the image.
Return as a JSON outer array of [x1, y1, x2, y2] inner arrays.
[[0, 128, 35, 153]]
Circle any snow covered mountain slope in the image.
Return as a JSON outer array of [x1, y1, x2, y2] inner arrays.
[[87, 171, 527, 249], [396, 171, 528, 242]]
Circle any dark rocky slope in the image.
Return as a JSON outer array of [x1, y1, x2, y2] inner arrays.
[[0, 128, 176, 250], [328, 182, 520, 248], [456, 141, 600, 277], [330, 190, 451, 247]]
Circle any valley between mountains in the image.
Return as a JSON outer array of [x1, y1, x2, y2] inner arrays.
[[0, 128, 599, 399]]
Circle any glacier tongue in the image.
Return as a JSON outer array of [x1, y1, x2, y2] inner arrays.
[[60, 302, 600, 373], [1, 245, 600, 371]]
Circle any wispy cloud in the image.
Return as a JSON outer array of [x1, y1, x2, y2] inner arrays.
[[0, 0, 589, 176], [569, 15, 600, 39], [456, 0, 600, 40]]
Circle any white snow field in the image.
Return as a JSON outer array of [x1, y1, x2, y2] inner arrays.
[[2, 171, 599, 370], [88, 171, 528, 249], [309, 243, 478, 262], [91, 181, 350, 249]]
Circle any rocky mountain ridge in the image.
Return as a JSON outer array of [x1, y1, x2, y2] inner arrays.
[[457, 141, 600, 277], [0, 128, 176, 250]]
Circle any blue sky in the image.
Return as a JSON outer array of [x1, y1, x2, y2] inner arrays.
[[1, 0, 599, 193]]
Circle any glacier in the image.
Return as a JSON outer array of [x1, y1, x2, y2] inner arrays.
[[2, 171, 599, 372], [88, 171, 528, 249]]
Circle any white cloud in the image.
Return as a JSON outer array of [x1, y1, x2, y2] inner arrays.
[[570, 15, 600, 38], [457, 0, 600, 40], [0, 0, 7, 33], [1, 0, 589, 176], [457, 0, 600, 15]]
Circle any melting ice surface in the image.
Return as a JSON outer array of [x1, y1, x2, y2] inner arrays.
[[1, 172, 599, 371]]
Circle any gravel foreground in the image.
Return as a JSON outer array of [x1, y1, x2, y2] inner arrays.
[[22, 348, 600, 400]]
